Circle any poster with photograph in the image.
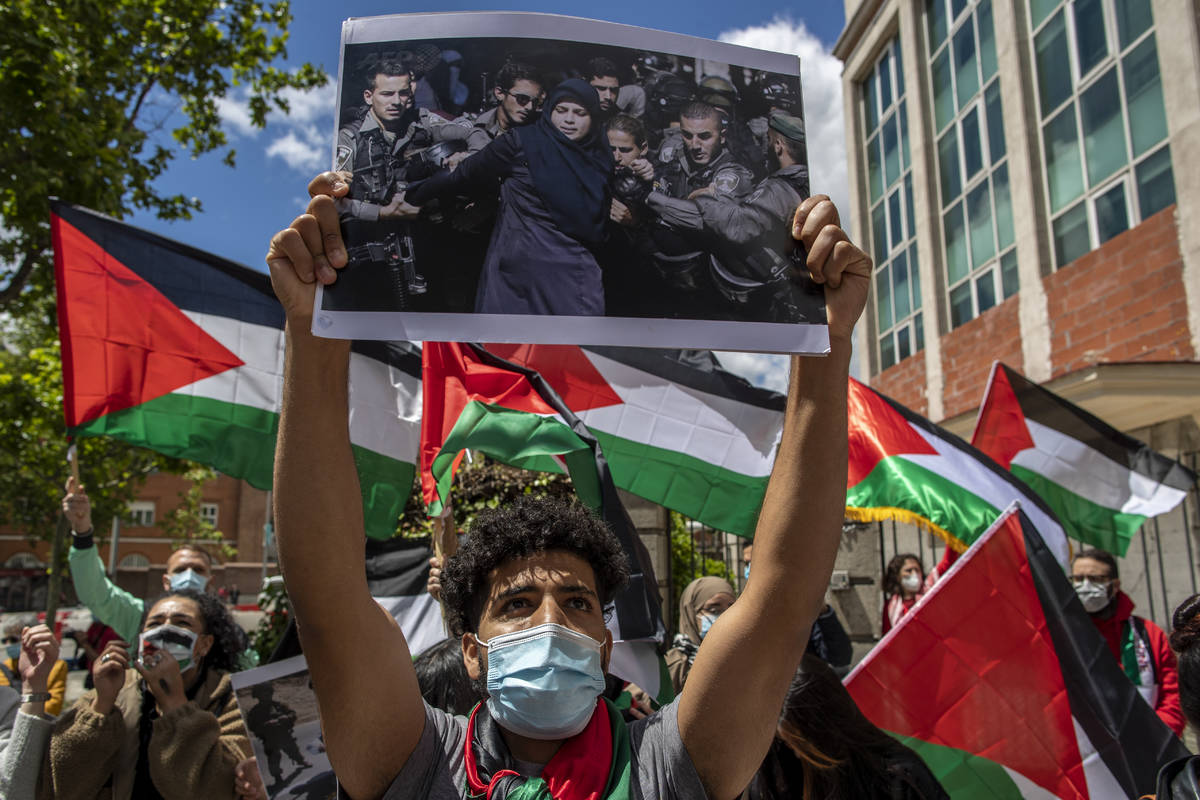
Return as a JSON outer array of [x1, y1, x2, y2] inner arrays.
[[314, 11, 825, 354], [232, 656, 336, 800]]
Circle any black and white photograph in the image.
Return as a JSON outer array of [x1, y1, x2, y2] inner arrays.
[[233, 656, 336, 800], [313, 12, 828, 354]]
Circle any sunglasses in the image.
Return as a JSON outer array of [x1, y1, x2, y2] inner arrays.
[[0, 637, 17, 645], [503, 90, 541, 108]]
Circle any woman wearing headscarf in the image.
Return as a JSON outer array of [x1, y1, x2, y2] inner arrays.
[[406, 78, 614, 316], [665, 576, 736, 695]]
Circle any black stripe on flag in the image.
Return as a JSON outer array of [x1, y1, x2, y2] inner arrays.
[[470, 344, 666, 644], [350, 340, 423, 382], [50, 200, 284, 329], [1002, 365, 1196, 491], [583, 346, 786, 412], [1021, 508, 1189, 796], [365, 535, 435, 598]]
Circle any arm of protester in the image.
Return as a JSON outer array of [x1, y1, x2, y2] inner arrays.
[[42, 680, 130, 800], [147, 666, 250, 799], [19, 625, 67, 716], [267, 190, 426, 799], [65, 481, 145, 645], [405, 132, 517, 207], [677, 195, 871, 799], [0, 705, 54, 800], [814, 605, 854, 669]]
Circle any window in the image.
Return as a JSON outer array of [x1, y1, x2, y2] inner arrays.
[[4, 553, 42, 569], [1030, 0, 1174, 268], [119, 553, 150, 569], [200, 503, 219, 528], [863, 37, 923, 372], [928, 0, 1017, 329], [128, 501, 155, 527]]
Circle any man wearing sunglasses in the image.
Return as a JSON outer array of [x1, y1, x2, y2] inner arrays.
[[454, 61, 544, 160]]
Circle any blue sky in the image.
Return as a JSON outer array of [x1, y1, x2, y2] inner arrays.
[[127, 1, 853, 388]]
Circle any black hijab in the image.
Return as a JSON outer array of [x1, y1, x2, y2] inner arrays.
[[516, 78, 613, 245]]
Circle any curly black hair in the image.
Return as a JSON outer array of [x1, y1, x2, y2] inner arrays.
[[440, 496, 630, 637], [142, 589, 249, 673]]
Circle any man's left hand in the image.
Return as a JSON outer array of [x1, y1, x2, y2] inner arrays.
[[792, 195, 872, 342]]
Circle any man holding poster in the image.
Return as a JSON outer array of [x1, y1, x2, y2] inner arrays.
[[265, 153, 870, 800]]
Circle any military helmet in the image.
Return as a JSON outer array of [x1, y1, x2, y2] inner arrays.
[[759, 78, 801, 114], [698, 75, 738, 110], [647, 73, 694, 119]]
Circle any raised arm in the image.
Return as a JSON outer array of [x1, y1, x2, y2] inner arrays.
[[266, 182, 424, 799], [677, 195, 871, 799]]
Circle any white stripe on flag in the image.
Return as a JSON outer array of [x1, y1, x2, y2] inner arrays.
[[1015, 419, 1188, 517], [607, 639, 662, 701], [902, 425, 1070, 564], [374, 593, 447, 658], [1000, 767, 1057, 799], [579, 352, 782, 478], [179, 313, 421, 464], [1073, 717, 1128, 799]]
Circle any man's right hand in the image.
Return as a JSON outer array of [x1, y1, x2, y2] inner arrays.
[[91, 640, 130, 714], [63, 476, 92, 533], [265, 173, 351, 329]]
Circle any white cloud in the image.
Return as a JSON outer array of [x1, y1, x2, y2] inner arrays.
[[218, 81, 337, 174], [718, 17, 850, 226], [714, 351, 791, 394], [265, 123, 329, 173], [215, 95, 258, 138]]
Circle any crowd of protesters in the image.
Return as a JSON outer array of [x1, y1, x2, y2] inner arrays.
[[10, 134, 1198, 799]]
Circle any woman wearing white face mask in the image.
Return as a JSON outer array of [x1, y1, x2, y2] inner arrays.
[[39, 589, 251, 800], [882, 546, 958, 636]]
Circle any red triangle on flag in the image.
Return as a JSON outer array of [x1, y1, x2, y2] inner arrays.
[[847, 378, 938, 486], [52, 213, 244, 429], [971, 363, 1036, 469], [846, 511, 1087, 799], [483, 344, 623, 412]]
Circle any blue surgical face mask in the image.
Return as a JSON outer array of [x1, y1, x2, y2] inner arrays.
[[698, 612, 720, 639], [4, 643, 18, 661], [743, 564, 751, 581], [476, 622, 606, 740], [139, 623, 200, 673], [169, 568, 209, 594]]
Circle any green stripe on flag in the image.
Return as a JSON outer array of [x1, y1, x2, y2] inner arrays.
[[890, 733, 1026, 798], [592, 431, 768, 537], [1011, 464, 1142, 555], [73, 392, 414, 540], [73, 393, 277, 488], [846, 456, 1002, 549], [430, 401, 602, 515]]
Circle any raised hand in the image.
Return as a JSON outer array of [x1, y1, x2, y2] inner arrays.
[[62, 476, 92, 533], [92, 640, 131, 714], [791, 195, 872, 343], [427, 556, 444, 603], [19, 624, 60, 693], [135, 642, 188, 713]]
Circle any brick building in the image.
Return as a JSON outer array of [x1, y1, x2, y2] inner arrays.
[[0, 472, 272, 612], [827, 0, 1200, 646]]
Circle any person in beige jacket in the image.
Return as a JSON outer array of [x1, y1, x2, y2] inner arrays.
[[39, 588, 251, 800]]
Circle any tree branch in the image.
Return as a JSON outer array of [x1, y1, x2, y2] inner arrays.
[[0, 249, 42, 307], [128, 76, 158, 127]]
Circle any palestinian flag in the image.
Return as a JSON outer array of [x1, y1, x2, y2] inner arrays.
[[846, 378, 1070, 562], [421, 342, 672, 704], [482, 345, 786, 538], [972, 363, 1196, 556], [847, 504, 1188, 798], [51, 201, 422, 539]]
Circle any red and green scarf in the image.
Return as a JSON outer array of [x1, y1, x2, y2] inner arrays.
[[463, 698, 631, 800]]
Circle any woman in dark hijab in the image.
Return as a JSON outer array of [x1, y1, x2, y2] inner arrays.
[[406, 78, 614, 316]]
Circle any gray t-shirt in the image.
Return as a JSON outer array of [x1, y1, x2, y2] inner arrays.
[[382, 698, 710, 799]]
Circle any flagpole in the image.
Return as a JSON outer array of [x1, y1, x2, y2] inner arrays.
[[47, 444, 80, 627]]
